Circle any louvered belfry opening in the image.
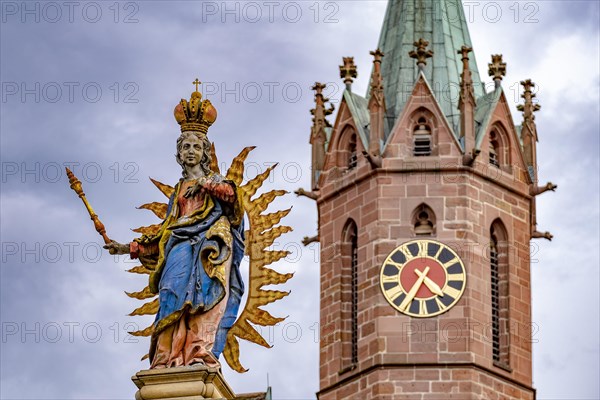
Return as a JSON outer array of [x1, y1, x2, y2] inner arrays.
[[348, 133, 358, 169], [490, 236, 501, 361], [340, 219, 358, 372], [490, 221, 510, 368], [413, 117, 432, 156], [350, 231, 358, 365], [489, 130, 500, 167]]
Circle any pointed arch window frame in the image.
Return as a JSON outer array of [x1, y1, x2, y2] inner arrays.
[[411, 203, 437, 236], [339, 219, 359, 374], [488, 123, 512, 173], [409, 108, 438, 157], [335, 125, 361, 172], [490, 218, 512, 372]]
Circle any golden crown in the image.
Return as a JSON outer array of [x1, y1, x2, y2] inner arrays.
[[173, 79, 217, 134]]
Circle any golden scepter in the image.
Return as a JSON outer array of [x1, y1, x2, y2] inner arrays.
[[65, 167, 111, 245]]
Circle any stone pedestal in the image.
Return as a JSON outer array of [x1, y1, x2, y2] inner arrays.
[[132, 365, 236, 400]]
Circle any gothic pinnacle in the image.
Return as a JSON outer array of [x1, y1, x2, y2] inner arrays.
[[310, 82, 334, 127], [517, 79, 541, 123], [369, 49, 385, 93], [458, 46, 473, 84], [458, 45, 475, 103]]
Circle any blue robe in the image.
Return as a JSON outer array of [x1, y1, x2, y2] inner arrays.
[[141, 178, 245, 361]]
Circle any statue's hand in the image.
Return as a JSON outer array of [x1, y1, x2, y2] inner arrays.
[[183, 176, 209, 198], [103, 240, 130, 255]]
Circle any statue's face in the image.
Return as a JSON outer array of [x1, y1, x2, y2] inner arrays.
[[178, 134, 204, 169]]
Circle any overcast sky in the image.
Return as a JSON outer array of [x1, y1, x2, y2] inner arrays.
[[1, 1, 598, 399]]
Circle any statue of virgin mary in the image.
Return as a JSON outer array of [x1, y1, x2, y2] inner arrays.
[[105, 89, 245, 369]]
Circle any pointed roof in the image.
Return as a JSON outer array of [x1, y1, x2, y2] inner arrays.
[[474, 86, 526, 151], [474, 87, 502, 149], [344, 91, 370, 147], [373, 0, 485, 137]]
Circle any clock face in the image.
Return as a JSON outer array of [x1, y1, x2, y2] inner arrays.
[[379, 239, 466, 318]]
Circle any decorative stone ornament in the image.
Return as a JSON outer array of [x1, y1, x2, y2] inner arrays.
[[339, 57, 358, 90], [488, 54, 507, 86], [409, 38, 434, 70]]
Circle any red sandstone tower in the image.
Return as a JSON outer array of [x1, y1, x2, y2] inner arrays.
[[298, 1, 556, 399]]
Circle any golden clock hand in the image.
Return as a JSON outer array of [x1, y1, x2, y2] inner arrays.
[[415, 268, 444, 296], [399, 266, 430, 311]]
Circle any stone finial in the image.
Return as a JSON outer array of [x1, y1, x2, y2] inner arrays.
[[458, 46, 473, 82], [488, 54, 507, 87], [370, 48, 385, 62], [312, 82, 326, 97], [409, 38, 434, 71], [366, 48, 386, 169], [309, 82, 334, 191], [457, 45, 477, 165], [369, 49, 385, 93], [310, 82, 334, 127], [517, 79, 541, 122], [458, 45, 475, 98], [339, 57, 358, 91], [458, 46, 473, 61]]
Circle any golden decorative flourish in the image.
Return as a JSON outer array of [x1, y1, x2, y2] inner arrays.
[[210, 143, 220, 174], [132, 224, 162, 236], [125, 147, 293, 371], [129, 298, 159, 316], [137, 202, 168, 220], [125, 285, 156, 300], [150, 177, 175, 199], [126, 265, 153, 275]]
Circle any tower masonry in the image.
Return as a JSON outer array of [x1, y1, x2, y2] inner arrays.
[[297, 1, 556, 399]]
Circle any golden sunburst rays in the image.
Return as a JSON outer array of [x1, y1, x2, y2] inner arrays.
[[223, 147, 293, 373], [210, 142, 220, 174]]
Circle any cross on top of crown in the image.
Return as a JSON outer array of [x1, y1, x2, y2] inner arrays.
[[193, 78, 201, 92]]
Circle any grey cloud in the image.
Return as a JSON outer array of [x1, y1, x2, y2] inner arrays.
[[1, 1, 598, 399]]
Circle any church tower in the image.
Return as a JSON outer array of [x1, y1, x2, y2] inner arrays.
[[298, 1, 556, 399]]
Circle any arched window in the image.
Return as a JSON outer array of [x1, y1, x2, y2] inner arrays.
[[340, 219, 358, 372], [412, 204, 436, 236], [335, 127, 359, 172], [490, 219, 510, 369], [489, 130, 501, 167], [348, 133, 358, 170], [488, 126, 510, 169], [413, 117, 432, 156]]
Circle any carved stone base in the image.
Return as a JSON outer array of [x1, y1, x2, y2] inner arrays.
[[132, 365, 236, 400]]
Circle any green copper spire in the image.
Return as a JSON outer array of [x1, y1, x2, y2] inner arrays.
[[374, 0, 485, 137]]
